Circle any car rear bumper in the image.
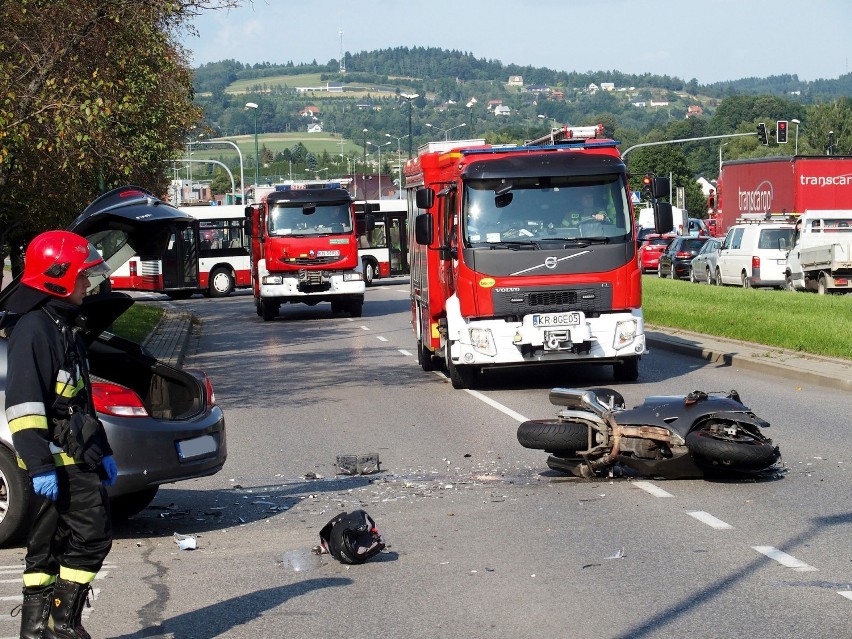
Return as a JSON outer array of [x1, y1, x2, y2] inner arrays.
[[106, 406, 227, 496]]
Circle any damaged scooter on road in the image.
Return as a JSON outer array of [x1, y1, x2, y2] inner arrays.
[[518, 387, 782, 479]]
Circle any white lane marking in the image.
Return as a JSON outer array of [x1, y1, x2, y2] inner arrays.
[[0, 578, 19, 583], [376, 336, 388, 342], [752, 546, 818, 572], [429, 371, 529, 422], [838, 591, 852, 601], [360, 325, 370, 331], [687, 511, 733, 529], [398, 349, 413, 356], [0, 596, 20, 601], [632, 481, 674, 498]]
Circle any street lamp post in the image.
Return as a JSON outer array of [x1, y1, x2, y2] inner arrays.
[[791, 118, 801, 155], [400, 93, 419, 158], [425, 122, 466, 141], [193, 139, 246, 205], [362, 128, 368, 196], [244, 102, 259, 193], [385, 133, 409, 199], [368, 141, 391, 200]]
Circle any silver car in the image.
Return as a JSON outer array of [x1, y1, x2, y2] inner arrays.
[[689, 238, 722, 284], [0, 187, 227, 546]]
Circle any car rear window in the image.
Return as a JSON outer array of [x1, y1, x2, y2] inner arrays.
[[758, 228, 794, 249], [681, 239, 707, 250]]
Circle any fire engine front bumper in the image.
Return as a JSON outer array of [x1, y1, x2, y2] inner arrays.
[[445, 307, 647, 367], [260, 270, 365, 301]]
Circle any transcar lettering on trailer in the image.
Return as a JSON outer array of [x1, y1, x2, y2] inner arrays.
[[799, 173, 852, 187], [738, 179, 774, 214], [511, 251, 590, 276], [479, 278, 496, 288]]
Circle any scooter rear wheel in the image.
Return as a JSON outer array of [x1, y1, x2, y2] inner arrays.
[[685, 428, 779, 471], [517, 419, 588, 453]]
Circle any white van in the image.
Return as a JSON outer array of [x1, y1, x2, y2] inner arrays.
[[715, 221, 795, 288]]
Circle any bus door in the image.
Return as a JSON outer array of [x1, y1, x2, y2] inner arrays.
[[162, 223, 199, 289], [387, 213, 409, 275]]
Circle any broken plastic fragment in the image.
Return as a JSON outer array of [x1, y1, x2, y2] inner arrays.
[[336, 453, 381, 475], [281, 548, 323, 572], [605, 547, 625, 559], [173, 533, 197, 550]]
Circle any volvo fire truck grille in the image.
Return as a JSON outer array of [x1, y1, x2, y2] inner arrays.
[[286, 256, 339, 266], [491, 284, 613, 317]]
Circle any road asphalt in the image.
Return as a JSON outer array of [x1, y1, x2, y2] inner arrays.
[[140, 306, 852, 392]]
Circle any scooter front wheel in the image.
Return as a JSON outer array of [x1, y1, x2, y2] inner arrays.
[[685, 428, 779, 471], [517, 419, 588, 453]]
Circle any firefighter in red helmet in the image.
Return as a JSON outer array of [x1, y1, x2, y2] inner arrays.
[[4, 230, 117, 639]]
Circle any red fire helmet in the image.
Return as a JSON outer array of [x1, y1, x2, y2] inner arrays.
[[22, 230, 110, 297]]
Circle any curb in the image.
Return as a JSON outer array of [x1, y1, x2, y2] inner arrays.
[[141, 309, 193, 369], [646, 327, 852, 392]]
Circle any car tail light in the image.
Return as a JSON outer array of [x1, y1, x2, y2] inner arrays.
[[204, 375, 217, 407], [129, 261, 137, 277], [185, 368, 217, 407], [92, 382, 149, 417], [752, 256, 761, 269], [676, 251, 692, 259]]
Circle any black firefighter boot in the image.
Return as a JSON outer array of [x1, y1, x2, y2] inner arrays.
[[15, 586, 52, 639], [48, 578, 92, 639]]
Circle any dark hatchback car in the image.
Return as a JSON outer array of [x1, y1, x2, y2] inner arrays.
[[657, 236, 711, 280], [0, 187, 227, 546]]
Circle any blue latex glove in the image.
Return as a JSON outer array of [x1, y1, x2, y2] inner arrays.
[[101, 455, 118, 487], [32, 471, 58, 501]]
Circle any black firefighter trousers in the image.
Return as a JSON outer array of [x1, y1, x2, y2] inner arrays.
[[24, 466, 112, 587]]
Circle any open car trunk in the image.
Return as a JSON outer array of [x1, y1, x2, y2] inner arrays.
[[80, 293, 205, 421], [88, 332, 205, 420]]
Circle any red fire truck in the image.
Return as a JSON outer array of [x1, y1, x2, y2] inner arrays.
[[245, 182, 367, 320], [405, 126, 669, 389], [715, 156, 852, 235]]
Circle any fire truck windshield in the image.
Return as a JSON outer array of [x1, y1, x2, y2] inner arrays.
[[268, 202, 352, 236], [463, 175, 630, 245]]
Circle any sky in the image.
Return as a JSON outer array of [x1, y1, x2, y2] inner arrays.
[[183, 0, 852, 85]]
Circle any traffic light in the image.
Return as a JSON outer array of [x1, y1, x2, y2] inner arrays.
[[777, 120, 788, 144], [641, 175, 653, 199], [757, 122, 768, 145]]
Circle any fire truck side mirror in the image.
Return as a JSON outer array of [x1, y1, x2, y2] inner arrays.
[[649, 177, 670, 199], [653, 202, 673, 235], [416, 187, 435, 210], [414, 213, 434, 245]]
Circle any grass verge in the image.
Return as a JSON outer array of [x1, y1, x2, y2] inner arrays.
[[643, 276, 852, 360], [109, 304, 165, 344]]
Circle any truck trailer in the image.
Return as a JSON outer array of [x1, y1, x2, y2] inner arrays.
[[714, 156, 852, 235]]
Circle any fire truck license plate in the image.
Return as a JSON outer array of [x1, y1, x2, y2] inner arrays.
[[317, 250, 340, 257], [532, 311, 582, 327]]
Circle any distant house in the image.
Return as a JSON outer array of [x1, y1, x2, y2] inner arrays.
[[494, 105, 511, 116], [600, 82, 615, 91], [686, 105, 704, 118], [587, 83, 599, 94], [650, 100, 670, 107], [299, 106, 320, 117], [307, 122, 323, 133], [508, 75, 524, 86], [550, 90, 565, 101], [527, 85, 550, 94], [632, 101, 647, 108]]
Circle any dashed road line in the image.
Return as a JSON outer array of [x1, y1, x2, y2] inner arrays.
[[398, 349, 412, 356], [376, 336, 388, 342], [838, 591, 852, 601], [687, 510, 733, 529], [631, 481, 674, 498], [752, 546, 818, 572], [360, 325, 370, 331]]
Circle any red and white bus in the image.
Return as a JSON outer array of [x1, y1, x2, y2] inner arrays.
[[108, 204, 251, 298], [355, 200, 409, 285]]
